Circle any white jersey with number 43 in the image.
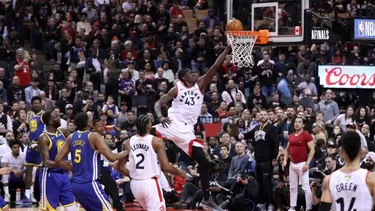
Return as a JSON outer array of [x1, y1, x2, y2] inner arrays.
[[168, 81, 204, 126], [329, 168, 373, 211], [128, 134, 161, 180]]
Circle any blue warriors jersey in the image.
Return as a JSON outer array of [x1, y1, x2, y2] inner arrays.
[[29, 111, 45, 141], [43, 129, 67, 172], [70, 131, 101, 183]]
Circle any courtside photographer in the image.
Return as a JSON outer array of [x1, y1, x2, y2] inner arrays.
[[216, 170, 259, 211]]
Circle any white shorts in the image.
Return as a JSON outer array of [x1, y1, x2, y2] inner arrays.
[[154, 120, 203, 155], [130, 177, 166, 211]]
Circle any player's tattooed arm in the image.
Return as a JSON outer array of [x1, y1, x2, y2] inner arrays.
[[115, 139, 130, 177], [197, 45, 231, 92], [55, 134, 73, 171], [152, 137, 186, 178], [92, 132, 127, 162], [38, 134, 60, 168], [319, 175, 332, 211]]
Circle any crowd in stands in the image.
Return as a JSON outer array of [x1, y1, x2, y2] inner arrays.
[[0, 0, 374, 211]]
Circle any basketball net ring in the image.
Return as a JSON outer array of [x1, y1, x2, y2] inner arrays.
[[225, 30, 269, 68]]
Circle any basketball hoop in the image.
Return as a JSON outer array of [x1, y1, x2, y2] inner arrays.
[[225, 30, 269, 68]]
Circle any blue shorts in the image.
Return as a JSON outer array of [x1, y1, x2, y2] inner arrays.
[[0, 196, 7, 210], [39, 168, 75, 210], [9, 173, 24, 184], [71, 181, 112, 211], [25, 146, 42, 166]]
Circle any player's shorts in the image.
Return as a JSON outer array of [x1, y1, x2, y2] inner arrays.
[[0, 195, 7, 210], [39, 168, 75, 210], [71, 181, 112, 211], [154, 119, 204, 155], [25, 143, 42, 166], [130, 177, 166, 211]]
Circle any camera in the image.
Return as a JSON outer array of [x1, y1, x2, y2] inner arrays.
[[240, 174, 248, 180]]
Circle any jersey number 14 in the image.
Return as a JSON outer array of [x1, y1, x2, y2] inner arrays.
[[336, 197, 357, 211]]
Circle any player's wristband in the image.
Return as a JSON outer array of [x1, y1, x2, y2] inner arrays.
[[319, 202, 332, 211]]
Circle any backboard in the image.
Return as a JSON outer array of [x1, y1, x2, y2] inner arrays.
[[227, 0, 309, 44]]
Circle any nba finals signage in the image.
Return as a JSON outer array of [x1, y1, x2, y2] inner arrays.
[[306, 27, 340, 43], [354, 19, 375, 40], [318, 65, 375, 89]]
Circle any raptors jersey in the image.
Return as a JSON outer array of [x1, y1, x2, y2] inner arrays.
[[129, 134, 161, 180], [168, 81, 203, 125], [329, 168, 373, 211]]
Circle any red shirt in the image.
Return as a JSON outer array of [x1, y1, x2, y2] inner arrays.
[[15, 59, 31, 87], [288, 130, 313, 163]]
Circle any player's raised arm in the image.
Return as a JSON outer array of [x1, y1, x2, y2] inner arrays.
[[55, 134, 73, 171], [197, 45, 231, 91], [319, 175, 332, 211], [152, 137, 186, 177], [92, 132, 127, 162]]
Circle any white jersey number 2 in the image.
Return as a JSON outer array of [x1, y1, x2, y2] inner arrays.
[[135, 153, 145, 169]]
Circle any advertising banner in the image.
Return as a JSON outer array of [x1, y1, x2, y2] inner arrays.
[[318, 65, 375, 89], [354, 19, 375, 40]]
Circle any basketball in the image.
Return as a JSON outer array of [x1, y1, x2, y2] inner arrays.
[[226, 19, 244, 31]]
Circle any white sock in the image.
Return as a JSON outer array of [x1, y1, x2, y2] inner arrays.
[[3, 186, 9, 195], [25, 189, 30, 198], [30, 185, 34, 195], [65, 204, 77, 211]]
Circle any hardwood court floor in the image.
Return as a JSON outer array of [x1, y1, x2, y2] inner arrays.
[[8, 202, 206, 211]]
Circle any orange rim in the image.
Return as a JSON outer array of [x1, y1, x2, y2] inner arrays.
[[225, 30, 269, 38]]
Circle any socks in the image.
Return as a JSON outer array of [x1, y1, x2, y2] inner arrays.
[[3, 186, 9, 195], [30, 185, 34, 194], [25, 189, 30, 198]]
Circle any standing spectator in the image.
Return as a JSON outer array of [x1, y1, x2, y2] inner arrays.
[[239, 110, 279, 211], [314, 89, 340, 126], [334, 105, 354, 132], [7, 76, 25, 105], [13, 48, 31, 88], [221, 80, 246, 105], [0, 102, 12, 137], [257, 54, 276, 97], [282, 117, 315, 211], [25, 78, 41, 105]]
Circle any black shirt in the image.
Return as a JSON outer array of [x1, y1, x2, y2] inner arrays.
[[243, 123, 279, 162]]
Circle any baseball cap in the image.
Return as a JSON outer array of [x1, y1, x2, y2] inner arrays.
[[65, 104, 73, 110], [93, 21, 100, 26]]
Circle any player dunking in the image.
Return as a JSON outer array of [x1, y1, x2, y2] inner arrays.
[[320, 131, 375, 211], [37, 111, 76, 211], [24, 96, 45, 204], [116, 115, 186, 211], [55, 112, 127, 211], [154, 46, 230, 210]]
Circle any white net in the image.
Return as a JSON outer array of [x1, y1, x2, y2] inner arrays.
[[225, 31, 258, 68]]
